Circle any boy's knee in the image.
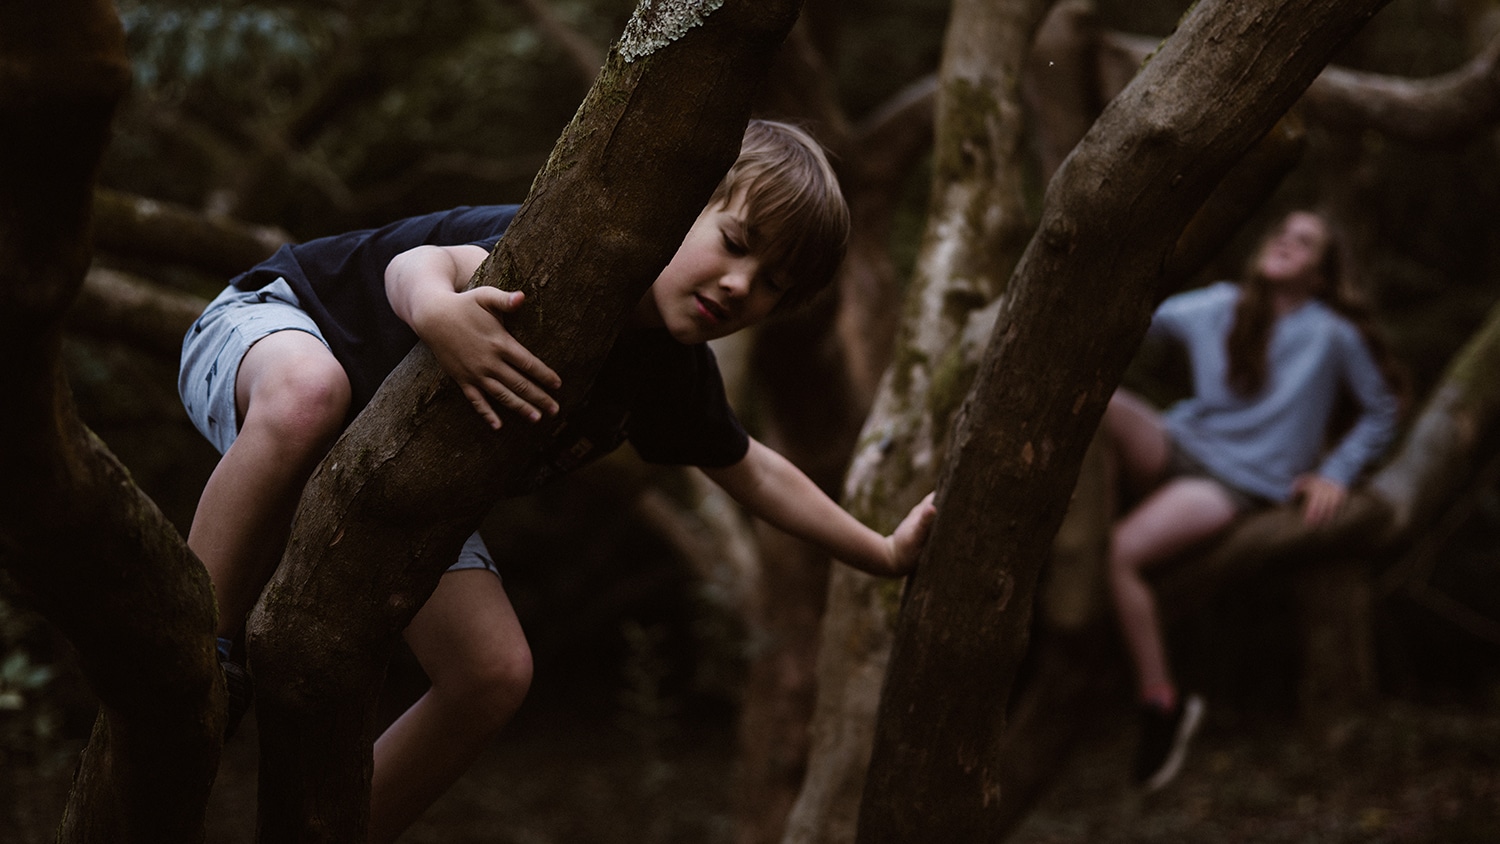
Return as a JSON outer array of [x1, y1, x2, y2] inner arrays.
[[475, 643, 534, 708], [443, 642, 533, 727], [247, 360, 351, 452]]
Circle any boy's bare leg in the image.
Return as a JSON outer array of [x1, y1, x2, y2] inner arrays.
[[1108, 478, 1238, 704], [369, 569, 533, 844], [187, 329, 351, 636]]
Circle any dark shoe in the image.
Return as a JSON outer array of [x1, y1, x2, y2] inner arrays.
[[222, 659, 253, 740], [1132, 694, 1204, 792]]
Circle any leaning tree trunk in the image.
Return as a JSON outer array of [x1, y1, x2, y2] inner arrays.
[[245, 2, 806, 841], [987, 15, 1500, 832], [782, 0, 1055, 841], [856, 0, 1391, 841], [0, 2, 226, 843], [980, 4, 1317, 824]]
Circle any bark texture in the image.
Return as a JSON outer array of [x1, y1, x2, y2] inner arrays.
[[245, 2, 806, 841], [784, 0, 1054, 840], [732, 19, 940, 843], [0, 2, 225, 842], [857, 1, 1391, 841], [964, 132, 1500, 844]]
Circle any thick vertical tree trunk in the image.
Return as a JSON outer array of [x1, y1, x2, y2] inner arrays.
[[246, 2, 806, 840], [732, 22, 939, 842], [856, 0, 1391, 840], [783, 0, 1054, 841], [0, 2, 225, 842]]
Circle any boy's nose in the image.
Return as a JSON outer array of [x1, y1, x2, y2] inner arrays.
[[721, 267, 754, 298]]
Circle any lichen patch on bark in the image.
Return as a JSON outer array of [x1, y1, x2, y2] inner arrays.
[[618, 0, 725, 62]]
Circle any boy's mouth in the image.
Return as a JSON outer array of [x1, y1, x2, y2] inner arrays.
[[695, 294, 729, 324]]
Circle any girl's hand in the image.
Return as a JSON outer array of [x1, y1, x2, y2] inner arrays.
[[1291, 474, 1347, 527], [883, 492, 938, 576], [416, 287, 561, 429]]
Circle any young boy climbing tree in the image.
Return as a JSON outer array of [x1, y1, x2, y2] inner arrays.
[[178, 119, 937, 842]]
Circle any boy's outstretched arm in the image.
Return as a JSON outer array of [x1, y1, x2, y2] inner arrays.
[[701, 439, 937, 577], [386, 244, 562, 429]]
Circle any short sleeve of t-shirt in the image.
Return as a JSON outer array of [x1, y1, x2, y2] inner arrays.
[[229, 205, 520, 412], [626, 339, 749, 468], [506, 331, 748, 494]]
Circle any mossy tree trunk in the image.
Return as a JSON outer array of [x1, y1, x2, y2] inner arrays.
[[856, 0, 1391, 841], [245, 1, 806, 841], [783, 0, 1055, 840], [993, 10, 1500, 822], [0, 2, 226, 842], [730, 15, 941, 844]]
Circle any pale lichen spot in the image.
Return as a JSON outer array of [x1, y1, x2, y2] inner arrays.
[[618, 0, 726, 62]]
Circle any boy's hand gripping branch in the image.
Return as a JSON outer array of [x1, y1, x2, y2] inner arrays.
[[387, 244, 563, 430], [885, 492, 938, 577]]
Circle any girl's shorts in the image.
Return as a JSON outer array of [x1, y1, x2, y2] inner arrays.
[[1163, 440, 1270, 515], [178, 278, 499, 578]]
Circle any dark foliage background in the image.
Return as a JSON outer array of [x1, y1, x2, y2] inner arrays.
[[2, 0, 1498, 841]]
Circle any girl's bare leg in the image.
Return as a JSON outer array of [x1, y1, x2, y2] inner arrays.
[[1101, 389, 1172, 498], [1108, 478, 1238, 704]]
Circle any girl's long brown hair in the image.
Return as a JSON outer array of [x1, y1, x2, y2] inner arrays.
[[1225, 211, 1405, 404]]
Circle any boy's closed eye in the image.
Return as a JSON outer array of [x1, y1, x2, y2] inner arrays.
[[721, 229, 749, 257]]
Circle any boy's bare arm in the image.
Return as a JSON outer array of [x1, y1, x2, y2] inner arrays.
[[701, 439, 936, 577], [385, 244, 562, 429]]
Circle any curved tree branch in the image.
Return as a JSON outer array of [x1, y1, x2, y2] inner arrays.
[[346, 150, 552, 212], [1300, 28, 1500, 143], [515, 0, 607, 86], [1023, 0, 1101, 184], [92, 188, 289, 276], [69, 268, 209, 359], [848, 74, 939, 191], [860, 0, 1393, 839], [246, 2, 808, 838], [0, 2, 224, 841], [1103, 27, 1500, 145]]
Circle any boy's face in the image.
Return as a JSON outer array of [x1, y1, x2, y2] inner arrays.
[[636, 192, 788, 344]]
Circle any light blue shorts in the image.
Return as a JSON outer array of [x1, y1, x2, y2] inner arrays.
[[179, 279, 500, 578]]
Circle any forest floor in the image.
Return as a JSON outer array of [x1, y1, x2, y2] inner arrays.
[[1014, 695, 1500, 843], [216, 680, 1500, 843], [6, 655, 1498, 843]]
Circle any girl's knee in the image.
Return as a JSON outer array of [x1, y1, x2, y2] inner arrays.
[[1109, 520, 1159, 577]]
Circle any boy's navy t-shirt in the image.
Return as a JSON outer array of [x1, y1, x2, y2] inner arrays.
[[229, 205, 749, 490]]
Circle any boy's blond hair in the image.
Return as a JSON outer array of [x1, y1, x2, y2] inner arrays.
[[709, 119, 849, 311]]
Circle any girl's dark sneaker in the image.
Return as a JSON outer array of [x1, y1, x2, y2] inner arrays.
[[1133, 693, 1204, 791]]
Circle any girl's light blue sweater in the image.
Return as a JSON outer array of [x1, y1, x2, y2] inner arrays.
[[1151, 282, 1398, 502]]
